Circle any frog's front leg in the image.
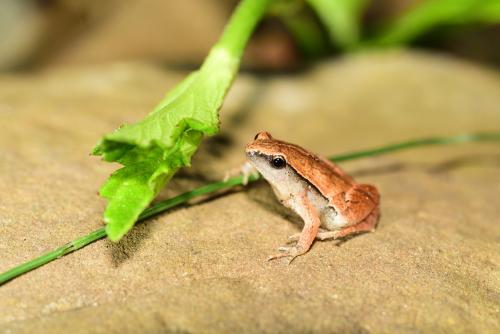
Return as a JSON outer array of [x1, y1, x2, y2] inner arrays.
[[224, 161, 259, 185], [267, 190, 320, 263]]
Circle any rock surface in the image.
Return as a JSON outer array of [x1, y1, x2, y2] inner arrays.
[[0, 0, 231, 70], [0, 51, 499, 333], [0, 0, 298, 71], [47, 0, 229, 67]]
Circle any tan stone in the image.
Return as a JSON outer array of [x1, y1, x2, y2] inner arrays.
[[0, 51, 499, 333]]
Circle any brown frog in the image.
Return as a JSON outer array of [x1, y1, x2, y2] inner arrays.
[[245, 131, 380, 262]]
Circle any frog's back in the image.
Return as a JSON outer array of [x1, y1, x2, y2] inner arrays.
[[251, 139, 355, 200]]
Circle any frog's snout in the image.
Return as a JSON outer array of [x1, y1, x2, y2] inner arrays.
[[246, 150, 257, 158]]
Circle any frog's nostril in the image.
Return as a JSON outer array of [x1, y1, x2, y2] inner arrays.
[[246, 151, 258, 158]]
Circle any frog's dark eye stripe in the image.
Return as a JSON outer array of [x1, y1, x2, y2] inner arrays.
[[270, 156, 286, 169]]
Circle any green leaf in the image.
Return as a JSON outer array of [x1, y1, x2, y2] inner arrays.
[[306, 0, 370, 50], [94, 50, 235, 241], [93, 0, 271, 241], [371, 0, 500, 46]]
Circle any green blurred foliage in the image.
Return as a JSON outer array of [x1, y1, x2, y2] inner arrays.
[[371, 0, 500, 46], [307, 0, 369, 50], [273, 0, 500, 53]]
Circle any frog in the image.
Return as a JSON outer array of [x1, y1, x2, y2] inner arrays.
[[245, 131, 380, 262]]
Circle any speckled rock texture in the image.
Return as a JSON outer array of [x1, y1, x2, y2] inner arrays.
[[1, 51, 499, 333]]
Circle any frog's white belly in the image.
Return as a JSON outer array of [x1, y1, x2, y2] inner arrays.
[[271, 174, 349, 231], [306, 187, 349, 231], [319, 205, 349, 230]]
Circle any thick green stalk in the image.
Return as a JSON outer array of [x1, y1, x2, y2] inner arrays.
[[1, 132, 499, 286], [217, 0, 272, 58]]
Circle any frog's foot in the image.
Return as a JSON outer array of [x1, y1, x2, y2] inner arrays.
[[315, 231, 341, 240], [267, 246, 307, 264], [223, 162, 259, 185], [267, 246, 294, 260]]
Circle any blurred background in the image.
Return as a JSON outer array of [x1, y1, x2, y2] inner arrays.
[[1, 0, 500, 73]]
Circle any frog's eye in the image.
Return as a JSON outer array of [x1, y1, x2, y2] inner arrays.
[[270, 156, 286, 169]]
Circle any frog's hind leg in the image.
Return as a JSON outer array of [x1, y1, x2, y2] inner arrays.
[[316, 206, 380, 241], [331, 184, 380, 224]]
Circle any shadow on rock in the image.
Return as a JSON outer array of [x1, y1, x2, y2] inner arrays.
[[428, 153, 500, 173], [350, 153, 500, 178], [350, 162, 408, 178], [246, 181, 303, 229], [107, 221, 152, 267]]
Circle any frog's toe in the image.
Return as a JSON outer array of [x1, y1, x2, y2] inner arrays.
[[267, 247, 294, 261], [267, 245, 305, 262], [267, 252, 291, 261], [287, 254, 300, 265], [287, 233, 301, 241], [315, 231, 340, 241]]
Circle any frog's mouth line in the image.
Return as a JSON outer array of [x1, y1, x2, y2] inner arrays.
[[246, 151, 279, 166], [246, 150, 261, 158]]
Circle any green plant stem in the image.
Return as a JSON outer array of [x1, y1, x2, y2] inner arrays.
[[1, 131, 499, 286], [332, 132, 500, 162]]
